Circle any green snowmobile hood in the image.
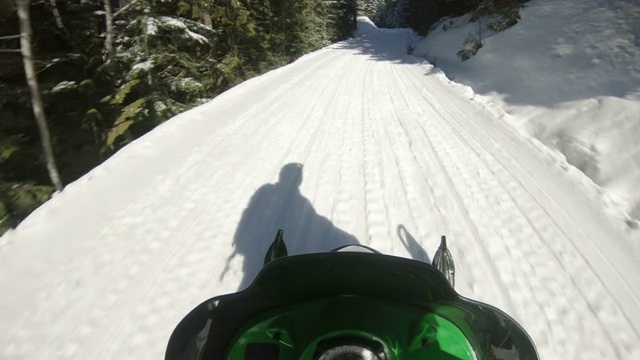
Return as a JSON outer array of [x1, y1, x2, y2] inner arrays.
[[166, 252, 538, 360]]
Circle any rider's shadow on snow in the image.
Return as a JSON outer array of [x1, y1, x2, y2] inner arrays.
[[223, 163, 359, 290]]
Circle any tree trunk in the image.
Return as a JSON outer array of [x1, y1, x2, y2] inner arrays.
[[48, 0, 64, 29], [103, 0, 115, 59], [201, 13, 212, 28], [15, 0, 63, 191]]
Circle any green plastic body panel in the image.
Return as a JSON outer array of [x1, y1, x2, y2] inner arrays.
[[226, 296, 475, 359], [166, 252, 538, 360]]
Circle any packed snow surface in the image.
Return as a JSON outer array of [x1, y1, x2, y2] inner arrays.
[[414, 0, 640, 230], [2, 17, 640, 359]]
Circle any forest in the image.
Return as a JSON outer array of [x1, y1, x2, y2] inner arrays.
[[0, 0, 523, 234]]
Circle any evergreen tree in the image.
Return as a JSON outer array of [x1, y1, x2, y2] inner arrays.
[[404, 0, 470, 35], [0, 0, 356, 233]]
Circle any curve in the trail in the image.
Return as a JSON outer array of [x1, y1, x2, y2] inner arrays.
[[1, 19, 639, 360]]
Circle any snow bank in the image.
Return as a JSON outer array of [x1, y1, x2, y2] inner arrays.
[[414, 0, 640, 229], [357, 16, 378, 36]]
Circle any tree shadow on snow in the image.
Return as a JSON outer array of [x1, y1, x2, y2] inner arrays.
[[335, 31, 426, 66], [221, 163, 359, 290], [397, 224, 430, 263], [331, 19, 426, 65], [345, 17, 640, 107]]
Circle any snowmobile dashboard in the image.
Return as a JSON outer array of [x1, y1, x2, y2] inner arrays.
[[165, 250, 538, 360]]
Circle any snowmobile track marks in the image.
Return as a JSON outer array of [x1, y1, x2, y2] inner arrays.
[[399, 64, 639, 358]]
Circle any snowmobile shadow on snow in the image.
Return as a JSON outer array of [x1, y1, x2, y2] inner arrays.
[[221, 163, 359, 290], [397, 224, 430, 263]]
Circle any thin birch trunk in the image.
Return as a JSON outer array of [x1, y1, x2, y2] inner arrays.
[[103, 0, 115, 59], [48, 0, 64, 29], [16, 0, 63, 191]]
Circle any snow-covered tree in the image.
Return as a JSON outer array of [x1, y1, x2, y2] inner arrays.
[[359, 0, 385, 17]]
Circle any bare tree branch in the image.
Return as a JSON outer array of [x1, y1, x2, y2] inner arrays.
[[0, 34, 21, 40]]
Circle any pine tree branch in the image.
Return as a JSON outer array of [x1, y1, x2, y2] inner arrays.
[[114, 0, 142, 18]]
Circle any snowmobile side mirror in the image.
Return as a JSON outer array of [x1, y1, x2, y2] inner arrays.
[[432, 235, 455, 289], [263, 229, 288, 266]]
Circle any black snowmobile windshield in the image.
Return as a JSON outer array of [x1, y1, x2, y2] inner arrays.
[[165, 252, 538, 360]]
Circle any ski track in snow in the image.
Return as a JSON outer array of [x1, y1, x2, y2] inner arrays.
[[1, 22, 640, 359]]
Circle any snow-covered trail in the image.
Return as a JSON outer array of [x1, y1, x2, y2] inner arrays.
[[2, 20, 640, 359]]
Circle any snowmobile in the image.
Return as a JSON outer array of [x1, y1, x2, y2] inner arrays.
[[166, 230, 538, 360]]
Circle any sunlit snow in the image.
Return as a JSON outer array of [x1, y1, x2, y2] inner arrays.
[[1, 13, 639, 360]]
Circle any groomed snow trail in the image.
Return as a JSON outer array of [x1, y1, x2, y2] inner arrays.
[[1, 19, 640, 359]]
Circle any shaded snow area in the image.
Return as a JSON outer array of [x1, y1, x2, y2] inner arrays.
[[2, 16, 640, 360], [414, 0, 640, 237]]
